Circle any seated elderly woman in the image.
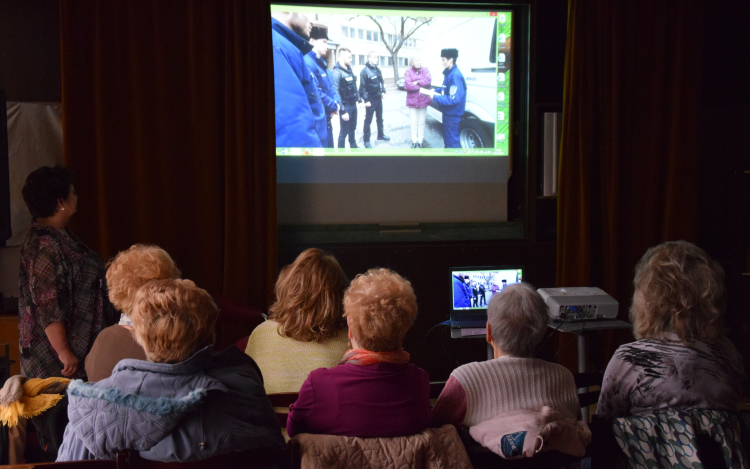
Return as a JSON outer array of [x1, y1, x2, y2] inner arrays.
[[84, 244, 181, 382], [246, 248, 349, 393], [57, 278, 284, 462], [432, 283, 579, 428], [286, 268, 431, 438], [597, 241, 745, 418]]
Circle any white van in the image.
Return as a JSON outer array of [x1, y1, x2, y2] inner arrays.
[[422, 17, 501, 148]]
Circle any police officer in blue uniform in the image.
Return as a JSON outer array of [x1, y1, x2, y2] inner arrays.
[[359, 51, 390, 148], [428, 48, 467, 148], [271, 12, 323, 148], [452, 274, 472, 308], [331, 47, 361, 149], [304, 24, 341, 148]]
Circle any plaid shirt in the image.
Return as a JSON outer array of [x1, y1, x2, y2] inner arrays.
[[18, 223, 115, 379]]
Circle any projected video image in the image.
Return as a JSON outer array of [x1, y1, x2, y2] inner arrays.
[[271, 5, 512, 155], [452, 268, 522, 310]]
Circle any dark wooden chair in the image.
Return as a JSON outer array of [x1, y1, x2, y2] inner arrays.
[[429, 380, 446, 400], [115, 448, 292, 469], [2, 460, 116, 468], [267, 392, 298, 430], [573, 371, 604, 410], [588, 415, 621, 469]]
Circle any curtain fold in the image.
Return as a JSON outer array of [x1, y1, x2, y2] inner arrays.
[[557, 0, 705, 368], [60, 0, 276, 309]]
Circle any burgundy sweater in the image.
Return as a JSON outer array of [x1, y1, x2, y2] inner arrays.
[[286, 362, 431, 438]]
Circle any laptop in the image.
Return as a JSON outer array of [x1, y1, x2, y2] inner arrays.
[[449, 266, 524, 328]]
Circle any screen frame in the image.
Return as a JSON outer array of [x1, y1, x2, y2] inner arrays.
[[272, 1, 531, 243], [450, 264, 524, 313]]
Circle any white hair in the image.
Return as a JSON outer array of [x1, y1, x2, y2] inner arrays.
[[487, 283, 549, 357]]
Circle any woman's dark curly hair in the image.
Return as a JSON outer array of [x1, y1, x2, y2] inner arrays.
[[21, 166, 75, 219]]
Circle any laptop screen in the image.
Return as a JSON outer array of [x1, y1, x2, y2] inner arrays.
[[451, 267, 523, 311]]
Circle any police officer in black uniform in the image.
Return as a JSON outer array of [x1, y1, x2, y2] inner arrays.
[[331, 47, 361, 149], [359, 51, 390, 148]]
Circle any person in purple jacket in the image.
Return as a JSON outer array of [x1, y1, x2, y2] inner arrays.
[[287, 268, 431, 438], [403, 56, 432, 148]]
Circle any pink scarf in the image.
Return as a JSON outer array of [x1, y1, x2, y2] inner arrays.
[[340, 348, 410, 366]]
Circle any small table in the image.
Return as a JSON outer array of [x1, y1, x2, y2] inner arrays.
[[549, 318, 632, 420], [450, 327, 494, 360]]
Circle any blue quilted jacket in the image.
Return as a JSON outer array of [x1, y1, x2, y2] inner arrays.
[[57, 346, 284, 462]]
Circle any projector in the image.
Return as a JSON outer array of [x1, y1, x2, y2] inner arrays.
[[537, 287, 619, 321]]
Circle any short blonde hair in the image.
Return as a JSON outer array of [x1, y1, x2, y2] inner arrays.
[[131, 278, 218, 363], [343, 268, 417, 352], [488, 283, 548, 358], [269, 248, 348, 342], [630, 240, 725, 344], [106, 245, 181, 316]]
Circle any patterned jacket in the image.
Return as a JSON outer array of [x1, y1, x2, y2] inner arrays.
[[19, 223, 114, 379]]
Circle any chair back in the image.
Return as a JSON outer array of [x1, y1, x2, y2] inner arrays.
[[1, 461, 116, 468], [612, 409, 750, 469], [290, 425, 472, 469], [573, 371, 603, 409], [115, 448, 291, 469], [267, 393, 299, 429]]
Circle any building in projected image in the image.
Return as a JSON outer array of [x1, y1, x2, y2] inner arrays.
[[310, 12, 428, 82]]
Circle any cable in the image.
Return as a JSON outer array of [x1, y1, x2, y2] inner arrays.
[[423, 320, 450, 346], [534, 316, 566, 358], [421, 320, 454, 378], [553, 319, 587, 361]]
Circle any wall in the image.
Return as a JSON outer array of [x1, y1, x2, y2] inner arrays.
[[0, 0, 61, 102], [696, 1, 750, 372]]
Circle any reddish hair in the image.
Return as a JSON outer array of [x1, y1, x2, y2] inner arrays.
[[131, 278, 218, 363], [106, 244, 181, 316], [343, 268, 417, 352], [269, 248, 348, 342]]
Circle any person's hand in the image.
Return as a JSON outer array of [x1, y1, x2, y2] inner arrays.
[[58, 349, 79, 377], [364, 102, 371, 107], [342, 113, 350, 121], [382, 90, 386, 95]]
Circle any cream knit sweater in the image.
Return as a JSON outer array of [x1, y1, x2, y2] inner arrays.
[[451, 356, 579, 427], [245, 320, 349, 394]]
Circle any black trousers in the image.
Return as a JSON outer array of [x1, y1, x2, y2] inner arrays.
[[338, 104, 357, 148], [363, 97, 384, 142]]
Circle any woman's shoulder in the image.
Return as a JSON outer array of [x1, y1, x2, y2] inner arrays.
[[251, 319, 280, 334], [406, 362, 430, 382], [22, 224, 58, 250], [247, 320, 348, 355]]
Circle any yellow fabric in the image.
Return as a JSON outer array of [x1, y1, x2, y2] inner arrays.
[[0, 377, 70, 427], [245, 320, 349, 394]]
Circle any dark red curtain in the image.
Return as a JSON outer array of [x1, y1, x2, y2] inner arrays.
[[60, 0, 276, 310], [557, 0, 705, 369]]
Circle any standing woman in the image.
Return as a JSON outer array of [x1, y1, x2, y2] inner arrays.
[[403, 56, 432, 148], [19, 166, 114, 380]]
